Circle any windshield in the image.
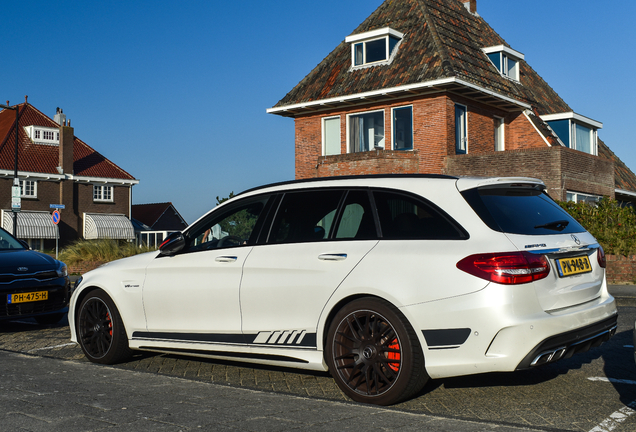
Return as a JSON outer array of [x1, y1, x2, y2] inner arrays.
[[0, 228, 27, 250], [461, 185, 586, 235]]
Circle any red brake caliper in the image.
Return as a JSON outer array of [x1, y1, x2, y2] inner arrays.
[[387, 338, 400, 372]]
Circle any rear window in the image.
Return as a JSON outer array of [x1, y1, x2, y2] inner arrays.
[[461, 185, 586, 235]]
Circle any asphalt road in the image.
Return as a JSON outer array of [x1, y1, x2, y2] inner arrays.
[[0, 302, 635, 431]]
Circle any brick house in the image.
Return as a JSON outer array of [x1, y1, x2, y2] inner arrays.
[[268, 0, 636, 204], [131, 202, 188, 248], [0, 99, 138, 249]]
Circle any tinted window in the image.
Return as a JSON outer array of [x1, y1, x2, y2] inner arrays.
[[269, 190, 344, 243], [334, 190, 378, 240], [187, 196, 268, 251], [374, 191, 468, 240], [0, 228, 25, 250], [461, 186, 586, 235]]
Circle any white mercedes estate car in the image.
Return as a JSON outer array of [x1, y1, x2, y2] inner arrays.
[[69, 175, 617, 405]]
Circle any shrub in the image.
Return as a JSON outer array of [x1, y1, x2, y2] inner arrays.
[[59, 239, 154, 265], [558, 199, 636, 256]]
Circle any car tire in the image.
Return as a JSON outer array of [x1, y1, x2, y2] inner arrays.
[[76, 289, 132, 364], [34, 313, 65, 325], [325, 297, 428, 405]]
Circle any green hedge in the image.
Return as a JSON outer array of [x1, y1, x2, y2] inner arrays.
[[558, 199, 636, 256]]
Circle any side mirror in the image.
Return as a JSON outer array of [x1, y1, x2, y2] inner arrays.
[[158, 232, 185, 256]]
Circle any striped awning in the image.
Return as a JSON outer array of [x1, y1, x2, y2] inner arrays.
[[1, 210, 57, 239], [84, 213, 135, 240]]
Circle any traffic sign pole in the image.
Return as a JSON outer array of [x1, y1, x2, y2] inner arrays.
[[52, 209, 61, 259]]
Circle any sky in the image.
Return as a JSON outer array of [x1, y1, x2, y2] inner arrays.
[[1, 0, 634, 224]]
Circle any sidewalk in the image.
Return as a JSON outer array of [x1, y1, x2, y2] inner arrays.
[[609, 284, 636, 307], [0, 350, 544, 432]]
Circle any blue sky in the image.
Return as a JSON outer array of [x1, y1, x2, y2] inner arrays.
[[2, 0, 634, 223]]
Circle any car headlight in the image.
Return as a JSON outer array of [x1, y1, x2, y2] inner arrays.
[[56, 262, 68, 278]]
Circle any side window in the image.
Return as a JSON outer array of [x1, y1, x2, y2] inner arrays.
[[268, 190, 345, 243], [187, 196, 268, 251], [373, 190, 467, 240], [334, 190, 378, 240]]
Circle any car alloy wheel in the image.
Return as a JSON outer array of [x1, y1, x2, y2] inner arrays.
[[77, 289, 131, 364], [326, 298, 427, 405]]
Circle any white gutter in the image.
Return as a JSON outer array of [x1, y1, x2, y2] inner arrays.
[[616, 188, 636, 198], [71, 175, 139, 186], [267, 77, 531, 114], [0, 169, 65, 181], [541, 112, 603, 129]]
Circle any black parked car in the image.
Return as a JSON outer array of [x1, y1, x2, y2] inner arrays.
[[0, 228, 70, 324]]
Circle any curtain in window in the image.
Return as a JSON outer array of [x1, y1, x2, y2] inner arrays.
[[323, 117, 341, 156], [575, 124, 592, 154], [455, 105, 467, 154]]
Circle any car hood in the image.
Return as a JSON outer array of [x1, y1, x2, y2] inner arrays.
[[82, 250, 160, 278], [0, 249, 59, 273]]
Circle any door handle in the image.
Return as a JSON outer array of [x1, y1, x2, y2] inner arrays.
[[215, 256, 238, 262], [318, 253, 347, 261]]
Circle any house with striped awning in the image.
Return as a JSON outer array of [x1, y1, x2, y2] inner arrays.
[[0, 98, 138, 249]]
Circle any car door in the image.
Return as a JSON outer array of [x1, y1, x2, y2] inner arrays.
[[141, 195, 270, 341], [239, 189, 379, 347]]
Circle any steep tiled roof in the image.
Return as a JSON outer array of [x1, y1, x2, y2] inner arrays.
[[132, 202, 188, 230], [598, 139, 636, 192], [0, 102, 135, 180], [272, 0, 570, 115]]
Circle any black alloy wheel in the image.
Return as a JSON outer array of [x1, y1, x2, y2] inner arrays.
[[326, 297, 428, 405], [77, 289, 131, 364]]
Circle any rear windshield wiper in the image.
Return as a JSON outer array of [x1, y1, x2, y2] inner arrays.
[[534, 220, 569, 231]]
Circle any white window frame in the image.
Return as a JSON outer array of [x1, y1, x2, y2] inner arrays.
[[19, 180, 37, 198], [23, 125, 60, 145], [322, 116, 341, 156], [346, 109, 386, 153], [93, 185, 114, 202], [391, 105, 414, 151], [483, 45, 524, 82], [566, 191, 601, 204], [494, 116, 505, 151], [346, 27, 403, 68], [455, 104, 468, 154], [542, 112, 601, 156]]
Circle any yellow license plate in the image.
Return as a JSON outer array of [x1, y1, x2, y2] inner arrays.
[[7, 291, 48, 304], [556, 256, 592, 277]]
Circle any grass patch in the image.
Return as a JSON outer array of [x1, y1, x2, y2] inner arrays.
[[59, 239, 155, 265]]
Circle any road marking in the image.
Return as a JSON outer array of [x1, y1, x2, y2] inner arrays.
[[588, 377, 636, 386], [588, 402, 636, 432], [27, 343, 76, 352], [588, 378, 636, 431]]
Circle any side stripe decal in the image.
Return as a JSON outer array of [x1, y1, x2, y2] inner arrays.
[[132, 330, 317, 348]]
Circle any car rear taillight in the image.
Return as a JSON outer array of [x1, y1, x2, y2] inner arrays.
[[597, 245, 606, 268], [457, 251, 550, 285]]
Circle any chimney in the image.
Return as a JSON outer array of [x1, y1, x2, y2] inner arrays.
[[53, 107, 66, 125], [463, 0, 476, 14], [59, 120, 74, 175]]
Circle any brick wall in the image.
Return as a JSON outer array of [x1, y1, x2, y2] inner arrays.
[[606, 255, 636, 284], [294, 95, 453, 179], [444, 146, 615, 200], [0, 177, 131, 246], [316, 150, 420, 177]]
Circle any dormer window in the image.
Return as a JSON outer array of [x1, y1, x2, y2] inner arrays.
[[24, 126, 60, 145], [541, 112, 602, 156], [483, 45, 524, 81], [346, 27, 403, 68]]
